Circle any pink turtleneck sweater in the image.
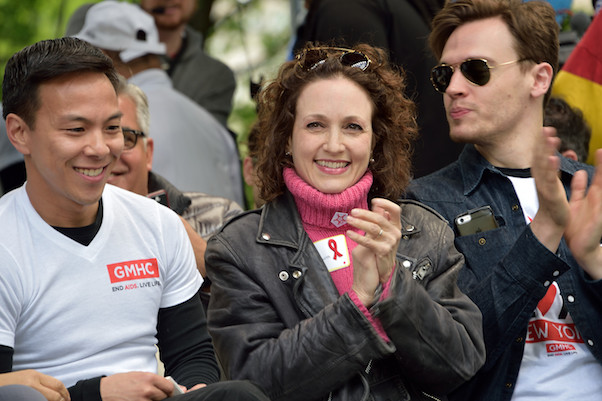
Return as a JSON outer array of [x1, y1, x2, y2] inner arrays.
[[284, 168, 390, 341]]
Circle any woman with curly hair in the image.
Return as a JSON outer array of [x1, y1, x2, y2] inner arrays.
[[205, 43, 485, 401]]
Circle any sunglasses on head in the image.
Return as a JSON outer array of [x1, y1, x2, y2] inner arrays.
[[430, 58, 523, 93], [296, 47, 372, 71]]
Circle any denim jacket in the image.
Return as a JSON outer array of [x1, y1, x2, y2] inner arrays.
[[405, 144, 602, 401]]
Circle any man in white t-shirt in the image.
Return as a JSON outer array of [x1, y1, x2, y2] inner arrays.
[[405, 1, 602, 400], [0, 37, 268, 401]]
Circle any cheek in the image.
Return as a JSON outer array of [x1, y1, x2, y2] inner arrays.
[[108, 136, 125, 155]]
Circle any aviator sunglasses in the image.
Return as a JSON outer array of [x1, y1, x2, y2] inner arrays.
[[296, 47, 372, 71], [430, 58, 523, 93]]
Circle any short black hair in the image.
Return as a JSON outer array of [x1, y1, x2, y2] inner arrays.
[[2, 37, 119, 128]]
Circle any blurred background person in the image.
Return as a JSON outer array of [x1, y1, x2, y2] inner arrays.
[[544, 96, 592, 163], [552, 10, 602, 166], [64, 0, 235, 128], [139, 0, 236, 128], [74, 1, 244, 206], [108, 76, 242, 307]]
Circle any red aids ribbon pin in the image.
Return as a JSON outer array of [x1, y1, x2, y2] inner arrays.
[[328, 239, 343, 260]]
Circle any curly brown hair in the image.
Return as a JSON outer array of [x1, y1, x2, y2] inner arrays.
[[252, 43, 418, 203]]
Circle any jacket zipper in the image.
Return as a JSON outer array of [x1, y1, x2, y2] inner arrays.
[[421, 391, 442, 401]]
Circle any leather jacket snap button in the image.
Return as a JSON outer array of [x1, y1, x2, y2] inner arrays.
[[279, 271, 289, 281], [262, 233, 271, 240], [292, 270, 302, 279], [478, 238, 486, 246]]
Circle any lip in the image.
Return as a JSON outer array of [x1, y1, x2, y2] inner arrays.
[[314, 159, 350, 174], [449, 106, 471, 120], [74, 165, 109, 182]]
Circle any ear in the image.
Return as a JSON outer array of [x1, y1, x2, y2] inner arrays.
[[5, 113, 32, 156], [145, 138, 154, 172], [531, 62, 554, 99], [242, 156, 256, 186], [561, 149, 578, 161]]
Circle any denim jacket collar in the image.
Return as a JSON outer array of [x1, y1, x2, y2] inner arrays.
[[458, 144, 590, 196]]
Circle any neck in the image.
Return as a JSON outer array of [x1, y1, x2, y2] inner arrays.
[[158, 26, 185, 57], [117, 56, 164, 78], [283, 168, 372, 228], [25, 182, 100, 228], [475, 116, 544, 169]]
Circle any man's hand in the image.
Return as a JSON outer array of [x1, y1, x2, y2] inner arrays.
[[99, 372, 175, 401], [530, 127, 568, 253], [0, 370, 70, 401], [565, 149, 602, 280], [347, 198, 402, 306]]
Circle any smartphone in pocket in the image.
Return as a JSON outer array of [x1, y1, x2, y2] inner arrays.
[[455, 205, 498, 236]]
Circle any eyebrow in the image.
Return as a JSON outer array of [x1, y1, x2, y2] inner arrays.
[[61, 111, 123, 124]]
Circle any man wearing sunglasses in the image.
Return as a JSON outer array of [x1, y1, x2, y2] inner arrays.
[[405, 0, 601, 400]]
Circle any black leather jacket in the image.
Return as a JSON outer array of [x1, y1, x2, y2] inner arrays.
[[205, 191, 485, 401]]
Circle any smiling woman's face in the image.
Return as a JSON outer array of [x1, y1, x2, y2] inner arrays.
[[289, 76, 373, 194]]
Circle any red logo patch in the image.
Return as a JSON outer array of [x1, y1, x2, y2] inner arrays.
[[546, 343, 576, 353], [107, 258, 159, 283]]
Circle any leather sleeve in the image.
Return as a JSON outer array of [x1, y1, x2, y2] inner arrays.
[[373, 203, 485, 394], [205, 223, 395, 401]]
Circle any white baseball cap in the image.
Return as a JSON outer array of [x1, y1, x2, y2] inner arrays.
[[74, 0, 166, 63]]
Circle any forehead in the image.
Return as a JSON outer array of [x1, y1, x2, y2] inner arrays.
[[297, 77, 372, 108], [118, 94, 140, 128], [36, 72, 118, 116], [442, 17, 518, 63]]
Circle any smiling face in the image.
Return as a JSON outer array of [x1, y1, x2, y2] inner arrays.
[[289, 76, 373, 194], [16, 71, 123, 226], [107, 94, 153, 196]]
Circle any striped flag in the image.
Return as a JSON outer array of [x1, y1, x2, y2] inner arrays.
[[552, 13, 602, 165]]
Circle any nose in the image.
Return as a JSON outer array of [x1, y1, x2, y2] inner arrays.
[[83, 129, 112, 158], [323, 129, 345, 153], [445, 68, 468, 98]]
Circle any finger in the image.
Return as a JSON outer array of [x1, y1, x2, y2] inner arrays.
[[187, 383, 207, 392], [39, 375, 70, 401], [570, 170, 588, 204], [593, 149, 602, 188], [346, 229, 390, 255], [371, 198, 401, 228], [346, 216, 383, 239]]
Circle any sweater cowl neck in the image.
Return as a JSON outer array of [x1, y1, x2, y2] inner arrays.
[[283, 167, 372, 228]]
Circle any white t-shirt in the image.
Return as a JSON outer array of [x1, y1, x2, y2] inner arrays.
[[0, 184, 202, 387], [506, 175, 602, 400]]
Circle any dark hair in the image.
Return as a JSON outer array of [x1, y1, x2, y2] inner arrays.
[[2, 37, 119, 128], [544, 97, 591, 163], [252, 43, 417, 203], [429, 0, 559, 105]]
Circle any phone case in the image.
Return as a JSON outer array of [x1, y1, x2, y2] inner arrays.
[[455, 206, 498, 236]]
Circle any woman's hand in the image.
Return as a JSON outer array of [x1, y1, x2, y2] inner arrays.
[[346, 198, 402, 306]]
